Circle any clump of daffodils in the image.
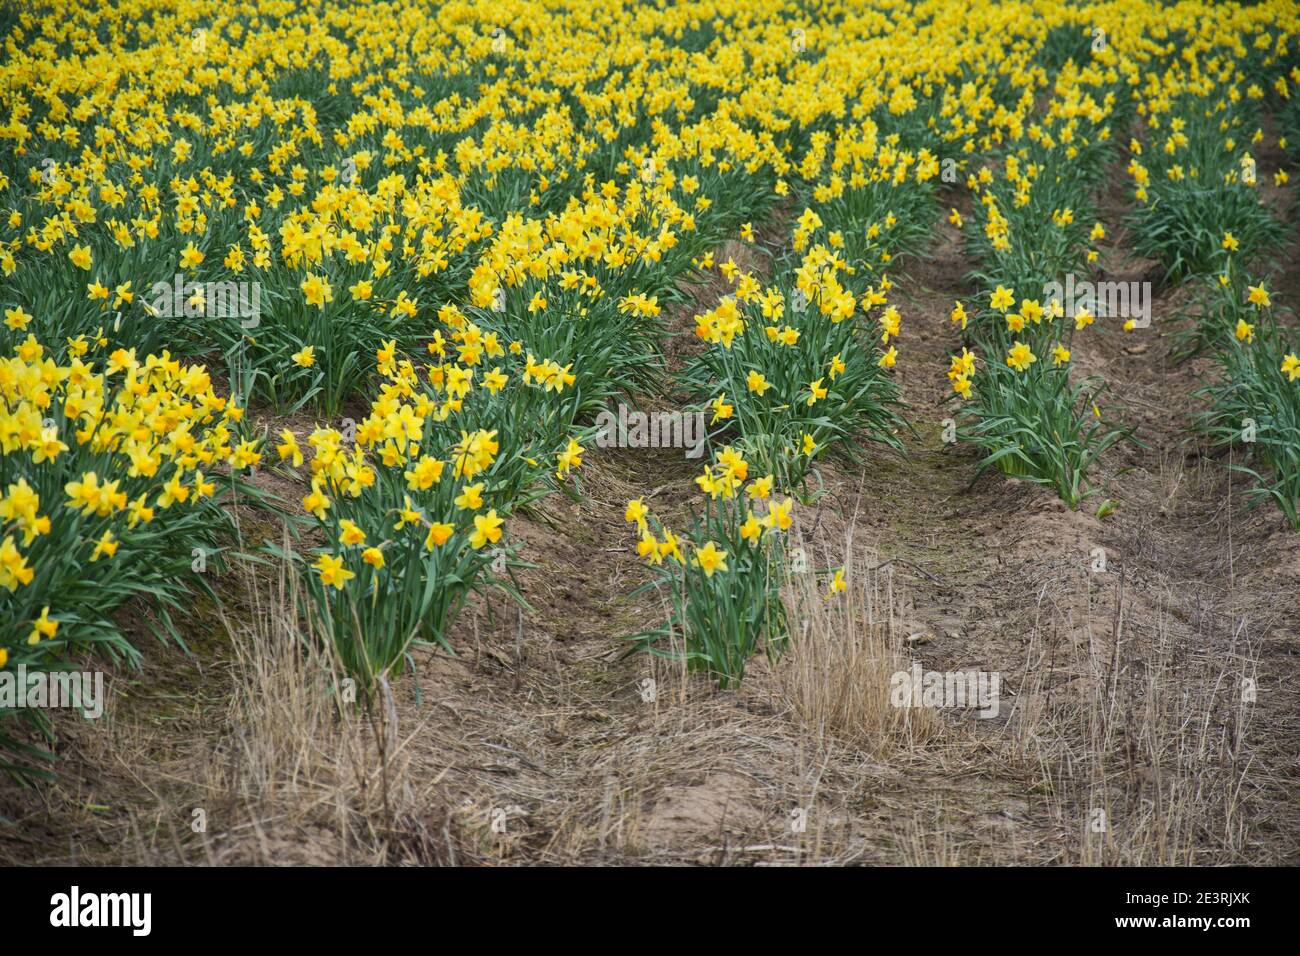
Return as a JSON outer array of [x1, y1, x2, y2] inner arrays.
[[1, 336, 254, 717], [623, 447, 796, 687]]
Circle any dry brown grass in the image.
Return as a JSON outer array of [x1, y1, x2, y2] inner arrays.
[[778, 542, 939, 754], [173, 549, 488, 865], [191, 556, 389, 863], [1000, 575, 1259, 865], [0, 553, 469, 866]]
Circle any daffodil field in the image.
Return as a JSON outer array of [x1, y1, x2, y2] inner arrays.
[[2, 0, 1299, 799]]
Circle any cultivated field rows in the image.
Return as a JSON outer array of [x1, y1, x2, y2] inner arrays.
[[1, 0, 1298, 864]]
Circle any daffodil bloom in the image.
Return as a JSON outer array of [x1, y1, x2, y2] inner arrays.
[[716, 447, 748, 483], [424, 522, 455, 549], [764, 498, 794, 532], [32, 427, 67, 464], [990, 285, 1016, 312], [27, 606, 59, 645], [948, 348, 976, 381], [0, 535, 35, 590], [657, 529, 684, 563], [625, 498, 649, 531], [470, 510, 504, 549], [91, 530, 119, 562], [127, 496, 155, 528], [827, 569, 847, 597], [314, 553, 354, 589], [394, 496, 423, 530], [693, 541, 728, 577], [302, 483, 330, 519], [556, 437, 584, 479], [695, 467, 724, 499], [454, 482, 484, 510], [193, 472, 216, 500], [4, 306, 33, 330], [1006, 341, 1037, 373], [301, 274, 333, 308], [879, 307, 902, 344], [278, 429, 304, 467], [405, 456, 446, 490], [179, 243, 204, 268], [747, 475, 773, 500]]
